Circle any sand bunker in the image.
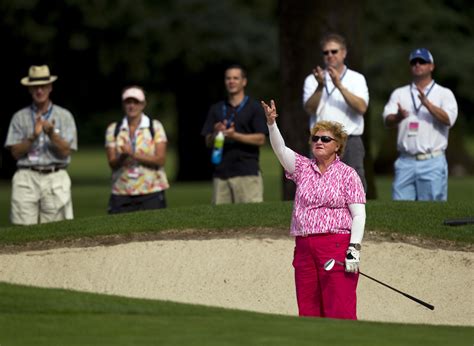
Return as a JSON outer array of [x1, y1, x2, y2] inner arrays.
[[0, 236, 472, 326]]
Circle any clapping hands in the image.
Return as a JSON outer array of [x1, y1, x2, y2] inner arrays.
[[261, 100, 278, 125], [397, 102, 409, 120]]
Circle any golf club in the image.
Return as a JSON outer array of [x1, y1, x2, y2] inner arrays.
[[324, 259, 435, 310]]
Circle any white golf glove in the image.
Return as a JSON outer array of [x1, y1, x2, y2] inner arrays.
[[345, 246, 360, 273]]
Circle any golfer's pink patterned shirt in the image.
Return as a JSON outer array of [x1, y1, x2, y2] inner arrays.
[[286, 153, 366, 236]]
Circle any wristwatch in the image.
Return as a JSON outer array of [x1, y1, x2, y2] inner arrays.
[[349, 243, 361, 250]]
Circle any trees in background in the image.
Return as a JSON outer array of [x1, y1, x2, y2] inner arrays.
[[0, 0, 472, 185], [0, 0, 278, 180], [279, 0, 378, 199]]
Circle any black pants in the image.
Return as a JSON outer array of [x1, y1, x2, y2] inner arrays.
[[342, 136, 367, 193], [108, 191, 167, 214]]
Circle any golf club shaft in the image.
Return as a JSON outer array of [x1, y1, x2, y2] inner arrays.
[[359, 272, 434, 310], [333, 260, 434, 310]]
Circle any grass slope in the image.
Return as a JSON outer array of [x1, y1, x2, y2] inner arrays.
[[0, 201, 472, 246], [0, 282, 471, 346]]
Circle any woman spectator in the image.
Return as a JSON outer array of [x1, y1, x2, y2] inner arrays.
[[261, 99, 366, 319], [105, 86, 169, 214]]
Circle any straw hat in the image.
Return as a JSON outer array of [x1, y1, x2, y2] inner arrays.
[[21, 65, 58, 86]]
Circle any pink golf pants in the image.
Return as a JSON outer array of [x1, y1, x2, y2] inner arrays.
[[293, 233, 359, 319]]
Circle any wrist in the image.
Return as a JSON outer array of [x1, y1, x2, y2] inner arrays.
[[27, 134, 38, 142], [44, 127, 54, 136], [349, 243, 361, 250]]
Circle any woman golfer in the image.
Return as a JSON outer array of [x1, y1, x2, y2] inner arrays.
[[261, 100, 366, 319]]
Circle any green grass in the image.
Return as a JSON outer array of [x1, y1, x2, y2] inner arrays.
[[0, 147, 473, 345], [0, 200, 472, 246], [1, 146, 473, 228], [0, 282, 471, 346], [0, 145, 282, 226]]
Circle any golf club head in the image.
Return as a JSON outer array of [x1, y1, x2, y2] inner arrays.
[[324, 259, 335, 271]]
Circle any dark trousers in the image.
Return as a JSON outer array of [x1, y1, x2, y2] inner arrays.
[[108, 191, 167, 214], [342, 136, 367, 193]]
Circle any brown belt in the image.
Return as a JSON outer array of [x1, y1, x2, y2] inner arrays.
[[19, 166, 66, 174]]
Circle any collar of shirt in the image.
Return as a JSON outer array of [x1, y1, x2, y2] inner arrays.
[[31, 102, 53, 117], [120, 113, 149, 131], [410, 80, 435, 93], [311, 155, 341, 174]]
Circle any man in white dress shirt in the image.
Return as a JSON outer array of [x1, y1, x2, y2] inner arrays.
[[382, 48, 458, 201], [303, 33, 369, 191]]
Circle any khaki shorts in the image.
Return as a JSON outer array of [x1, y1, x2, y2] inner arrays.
[[212, 174, 263, 205], [11, 169, 73, 225]]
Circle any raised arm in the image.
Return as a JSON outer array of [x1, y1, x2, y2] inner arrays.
[[260, 100, 296, 174]]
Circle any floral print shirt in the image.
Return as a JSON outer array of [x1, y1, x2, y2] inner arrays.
[[105, 114, 169, 195]]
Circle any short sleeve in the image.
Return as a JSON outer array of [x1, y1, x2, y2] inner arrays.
[[440, 88, 458, 127], [251, 101, 268, 135], [382, 89, 400, 119], [303, 74, 318, 106], [351, 74, 369, 105], [105, 122, 118, 148], [153, 120, 167, 143], [4, 113, 27, 147], [62, 111, 78, 151], [201, 104, 219, 136], [344, 169, 366, 204]]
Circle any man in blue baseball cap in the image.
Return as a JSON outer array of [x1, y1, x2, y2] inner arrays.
[[381, 48, 458, 201]]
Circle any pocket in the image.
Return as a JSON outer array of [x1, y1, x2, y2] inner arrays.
[[12, 171, 34, 202], [51, 173, 71, 208]]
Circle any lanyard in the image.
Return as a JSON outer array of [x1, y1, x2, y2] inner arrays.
[[221, 95, 249, 128], [30, 103, 53, 126], [127, 115, 142, 153], [411, 81, 436, 114], [324, 67, 347, 96]]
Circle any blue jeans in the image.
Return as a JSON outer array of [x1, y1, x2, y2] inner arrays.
[[392, 154, 448, 201]]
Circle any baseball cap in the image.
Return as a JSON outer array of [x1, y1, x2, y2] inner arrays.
[[409, 48, 434, 63], [122, 87, 145, 102]]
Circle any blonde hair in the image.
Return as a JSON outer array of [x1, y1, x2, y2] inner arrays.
[[309, 120, 348, 156], [320, 33, 347, 50]]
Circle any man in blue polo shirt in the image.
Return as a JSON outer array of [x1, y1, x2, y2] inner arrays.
[[382, 48, 458, 201], [201, 64, 268, 204]]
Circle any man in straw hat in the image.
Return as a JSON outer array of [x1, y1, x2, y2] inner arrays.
[[4, 65, 78, 225]]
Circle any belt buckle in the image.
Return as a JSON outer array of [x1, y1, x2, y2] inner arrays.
[[34, 166, 56, 173], [416, 153, 428, 160]]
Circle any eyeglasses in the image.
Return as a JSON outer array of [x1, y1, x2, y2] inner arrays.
[[311, 135, 336, 143], [323, 49, 339, 56], [410, 58, 429, 66]]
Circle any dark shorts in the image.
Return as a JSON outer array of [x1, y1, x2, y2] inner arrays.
[[108, 191, 167, 214]]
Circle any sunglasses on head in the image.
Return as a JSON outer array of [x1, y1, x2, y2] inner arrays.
[[323, 49, 339, 56], [311, 135, 336, 143], [410, 58, 429, 66]]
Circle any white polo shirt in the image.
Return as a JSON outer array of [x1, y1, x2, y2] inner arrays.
[[382, 81, 458, 155], [303, 67, 369, 135]]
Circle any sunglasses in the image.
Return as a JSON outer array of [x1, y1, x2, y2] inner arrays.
[[311, 135, 336, 143], [323, 49, 339, 56], [410, 58, 429, 66]]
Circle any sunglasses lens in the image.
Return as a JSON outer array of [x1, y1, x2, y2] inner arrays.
[[321, 136, 331, 143], [312, 136, 334, 143], [323, 49, 338, 56], [410, 59, 428, 66]]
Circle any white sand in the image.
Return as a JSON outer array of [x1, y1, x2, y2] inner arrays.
[[0, 237, 472, 326]]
